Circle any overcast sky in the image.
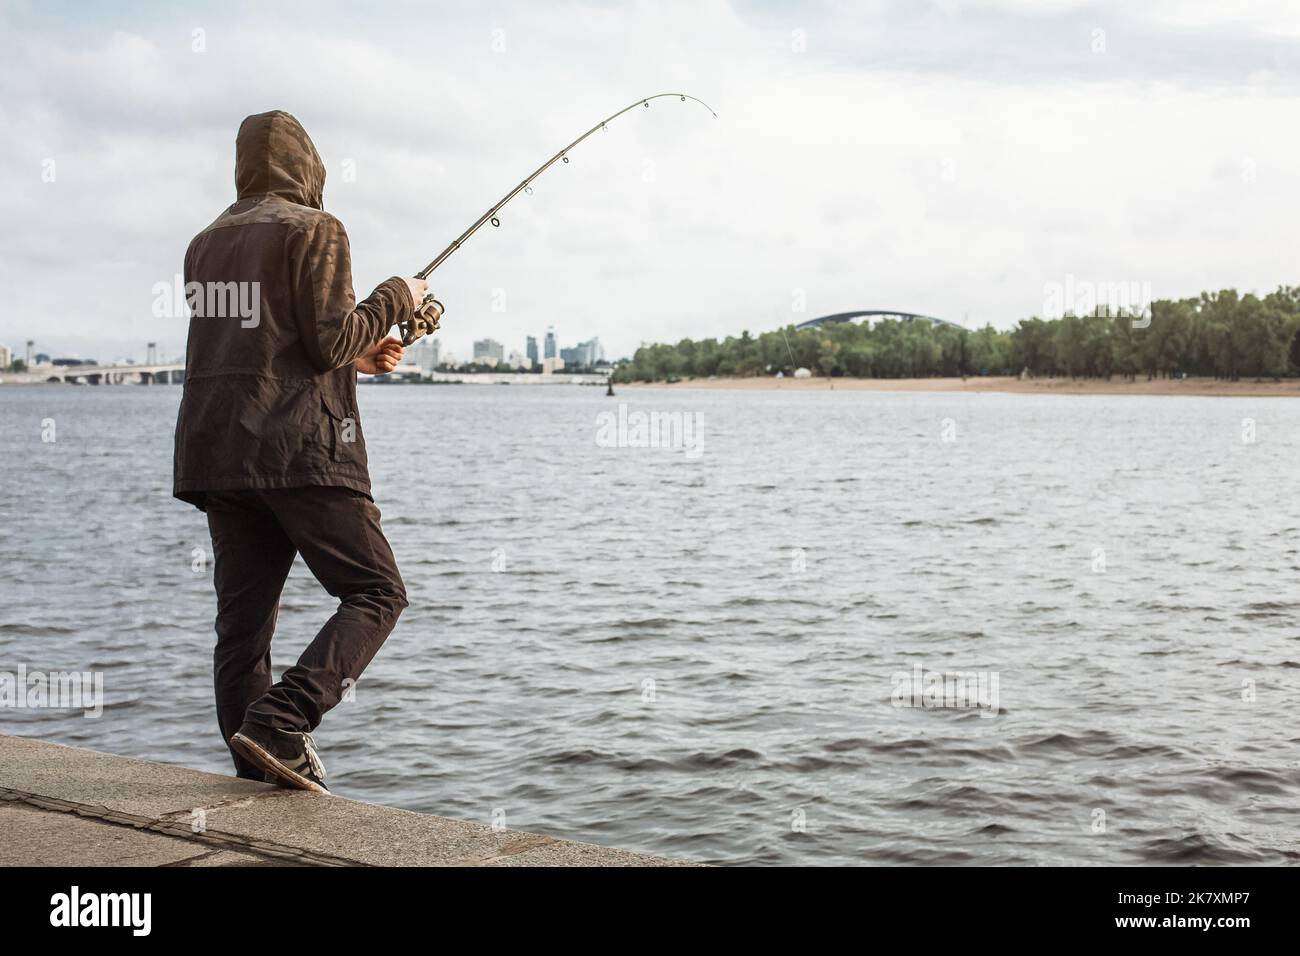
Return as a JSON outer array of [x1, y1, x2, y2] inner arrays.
[[3, 0, 1300, 363]]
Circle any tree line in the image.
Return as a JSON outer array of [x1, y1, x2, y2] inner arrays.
[[614, 286, 1300, 382]]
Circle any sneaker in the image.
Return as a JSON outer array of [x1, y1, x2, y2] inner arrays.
[[230, 724, 329, 794]]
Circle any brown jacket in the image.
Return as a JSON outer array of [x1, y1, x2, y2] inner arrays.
[[173, 111, 413, 510]]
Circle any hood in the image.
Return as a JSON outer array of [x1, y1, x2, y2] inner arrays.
[[234, 110, 325, 209]]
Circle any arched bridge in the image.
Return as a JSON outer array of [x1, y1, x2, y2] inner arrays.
[[795, 310, 963, 331]]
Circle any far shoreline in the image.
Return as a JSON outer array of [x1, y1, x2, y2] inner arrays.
[[618, 375, 1300, 398]]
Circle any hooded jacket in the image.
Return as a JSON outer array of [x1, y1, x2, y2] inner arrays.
[[173, 110, 413, 510]]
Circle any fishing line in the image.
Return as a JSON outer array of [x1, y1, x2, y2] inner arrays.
[[779, 325, 797, 373], [399, 93, 717, 346]]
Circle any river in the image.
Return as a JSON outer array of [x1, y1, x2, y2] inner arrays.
[[2, 383, 1297, 864]]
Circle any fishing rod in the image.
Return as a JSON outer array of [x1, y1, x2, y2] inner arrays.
[[399, 92, 717, 346]]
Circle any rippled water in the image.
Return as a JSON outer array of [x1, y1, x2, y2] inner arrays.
[[2, 383, 1299, 865]]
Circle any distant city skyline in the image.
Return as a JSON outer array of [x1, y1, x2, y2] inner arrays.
[[468, 326, 606, 369], [2, 323, 613, 371]]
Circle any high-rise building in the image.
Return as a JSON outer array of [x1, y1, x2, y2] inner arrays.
[[559, 337, 605, 368], [473, 338, 504, 363], [526, 336, 538, 366], [406, 337, 441, 372], [543, 326, 556, 360], [0, 344, 11, 370]]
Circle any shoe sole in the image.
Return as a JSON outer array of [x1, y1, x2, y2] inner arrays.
[[230, 732, 329, 794]]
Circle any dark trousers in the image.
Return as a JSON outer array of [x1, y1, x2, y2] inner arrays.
[[205, 486, 407, 779]]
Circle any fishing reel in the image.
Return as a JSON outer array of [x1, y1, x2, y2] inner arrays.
[[400, 292, 445, 346]]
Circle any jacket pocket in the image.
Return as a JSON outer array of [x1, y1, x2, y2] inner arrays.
[[320, 393, 360, 464]]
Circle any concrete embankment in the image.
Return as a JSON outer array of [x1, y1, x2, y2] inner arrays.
[[0, 734, 689, 867]]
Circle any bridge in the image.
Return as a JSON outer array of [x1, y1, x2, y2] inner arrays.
[[38, 362, 184, 385], [794, 310, 963, 331]]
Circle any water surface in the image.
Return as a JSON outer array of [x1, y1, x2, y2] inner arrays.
[[2, 383, 1298, 865]]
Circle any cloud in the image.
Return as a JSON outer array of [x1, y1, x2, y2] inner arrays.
[[2, 0, 1299, 362]]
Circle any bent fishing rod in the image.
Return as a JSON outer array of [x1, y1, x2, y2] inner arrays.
[[399, 92, 717, 345]]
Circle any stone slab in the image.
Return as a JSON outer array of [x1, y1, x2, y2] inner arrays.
[[0, 734, 689, 866], [0, 803, 210, 867]]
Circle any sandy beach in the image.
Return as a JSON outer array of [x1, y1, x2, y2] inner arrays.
[[621, 375, 1300, 398]]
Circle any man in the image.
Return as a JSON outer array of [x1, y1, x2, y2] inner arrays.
[[173, 110, 428, 793]]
